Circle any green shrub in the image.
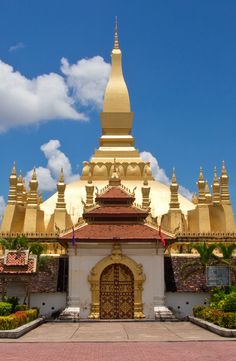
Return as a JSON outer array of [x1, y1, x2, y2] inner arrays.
[[220, 312, 236, 329], [15, 304, 28, 312], [0, 308, 39, 330], [222, 292, 236, 312], [25, 309, 38, 322], [193, 305, 206, 318], [2, 296, 19, 312], [0, 302, 12, 316]]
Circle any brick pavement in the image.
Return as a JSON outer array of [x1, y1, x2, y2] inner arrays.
[[0, 342, 236, 361]]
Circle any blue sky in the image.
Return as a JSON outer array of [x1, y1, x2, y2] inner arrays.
[[0, 0, 236, 215]]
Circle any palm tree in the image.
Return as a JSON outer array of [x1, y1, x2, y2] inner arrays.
[[215, 243, 236, 279], [182, 242, 218, 279]]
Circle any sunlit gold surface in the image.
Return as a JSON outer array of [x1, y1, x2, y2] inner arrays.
[[40, 179, 195, 226]]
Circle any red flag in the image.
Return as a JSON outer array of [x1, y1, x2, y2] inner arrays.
[[159, 226, 166, 248], [72, 226, 76, 248]]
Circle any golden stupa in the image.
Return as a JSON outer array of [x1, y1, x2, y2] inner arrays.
[[1, 21, 235, 237]]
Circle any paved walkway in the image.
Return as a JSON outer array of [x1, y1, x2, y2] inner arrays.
[[0, 341, 235, 361], [0, 323, 235, 361], [0, 321, 233, 342]]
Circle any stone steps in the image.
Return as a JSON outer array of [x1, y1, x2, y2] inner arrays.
[[154, 306, 180, 322]]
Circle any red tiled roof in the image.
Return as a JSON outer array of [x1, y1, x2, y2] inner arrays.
[[5, 251, 28, 266], [62, 223, 172, 241], [0, 258, 36, 274], [85, 206, 146, 216], [96, 187, 134, 200]]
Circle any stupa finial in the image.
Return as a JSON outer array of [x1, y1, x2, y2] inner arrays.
[[114, 16, 119, 49]]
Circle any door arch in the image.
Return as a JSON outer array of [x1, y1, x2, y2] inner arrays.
[[88, 244, 146, 319], [100, 263, 134, 319]]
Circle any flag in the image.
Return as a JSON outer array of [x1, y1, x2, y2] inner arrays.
[[72, 226, 76, 248], [159, 226, 166, 248]]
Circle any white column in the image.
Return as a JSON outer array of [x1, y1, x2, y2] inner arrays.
[[67, 245, 80, 307], [153, 246, 165, 306]]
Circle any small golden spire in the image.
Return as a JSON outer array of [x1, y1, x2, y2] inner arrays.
[[220, 160, 230, 203], [16, 170, 24, 205], [114, 16, 119, 49], [142, 166, 150, 209], [38, 192, 43, 205], [169, 167, 180, 209], [197, 166, 206, 204], [109, 158, 121, 186], [27, 168, 39, 206], [192, 193, 198, 205], [205, 180, 212, 204], [56, 168, 66, 209], [11, 161, 16, 176], [85, 167, 95, 210], [212, 166, 220, 205], [8, 161, 17, 204], [59, 168, 64, 183]]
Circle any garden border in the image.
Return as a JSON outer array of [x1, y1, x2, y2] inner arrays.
[[0, 317, 44, 339], [189, 315, 236, 337]]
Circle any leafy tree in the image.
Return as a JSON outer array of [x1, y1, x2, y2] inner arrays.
[[0, 235, 28, 251], [29, 243, 45, 257]]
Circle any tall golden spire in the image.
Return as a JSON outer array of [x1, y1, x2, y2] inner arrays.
[[103, 18, 130, 112], [8, 162, 17, 205], [169, 168, 180, 209], [212, 166, 220, 205], [197, 167, 206, 205], [27, 167, 39, 206], [56, 168, 66, 209], [220, 160, 230, 204]]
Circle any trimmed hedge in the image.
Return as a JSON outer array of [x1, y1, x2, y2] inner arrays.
[[193, 305, 236, 329], [0, 302, 12, 316], [0, 308, 39, 330]]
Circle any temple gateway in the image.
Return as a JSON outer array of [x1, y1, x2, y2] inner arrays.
[[0, 24, 235, 320]]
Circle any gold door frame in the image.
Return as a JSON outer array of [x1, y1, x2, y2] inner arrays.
[[88, 243, 146, 319]]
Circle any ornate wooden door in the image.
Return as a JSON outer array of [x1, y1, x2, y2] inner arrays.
[[100, 263, 134, 319]]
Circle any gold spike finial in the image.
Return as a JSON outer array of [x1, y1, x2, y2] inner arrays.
[[11, 161, 16, 176], [59, 168, 64, 183], [222, 160, 227, 175], [199, 166, 204, 180], [172, 167, 177, 183], [32, 167, 37, 180], [114, 16, 119, 49]]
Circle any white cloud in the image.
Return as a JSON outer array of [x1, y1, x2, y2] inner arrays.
[[0, 56, 110, 132], [25, 167, 56, 193], [25, 139, 80, 192], [140, 151, 170, 185], [61, 56, 111, 109], [0, 196, 6, 222], [140, 151, 192, 200], [8, 42, 25, 52]]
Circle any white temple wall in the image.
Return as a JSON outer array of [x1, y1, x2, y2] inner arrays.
[[165, 292, 209, 318], [68, 242, 165, 319], [30, 292, 67, 316]]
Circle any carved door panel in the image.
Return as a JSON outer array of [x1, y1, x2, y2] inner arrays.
[[100, 263, 134, 319]]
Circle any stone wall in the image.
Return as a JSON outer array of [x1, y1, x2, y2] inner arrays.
[[0, 257, 64, 295], [165, 255, 236, 292]]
